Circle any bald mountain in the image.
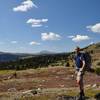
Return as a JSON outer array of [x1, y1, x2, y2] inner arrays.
[[0, 50, 55, 62]]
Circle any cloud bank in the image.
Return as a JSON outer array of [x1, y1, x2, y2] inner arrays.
[[29, 41, 40, 45], [13, 0, 37, 12], [87, 23, 100, 33], [41, 32, 61, 41], [68, 35, 90, 42], [27, 18, 48, 27]]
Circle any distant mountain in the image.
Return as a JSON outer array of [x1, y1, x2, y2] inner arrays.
[[39, 50, 56, 55], [0, 42, 99, 62], [0, 50, 56, 62], [0, 53, 19, 62], [0, 52, 34, 62], [0, 52, 5, 54]]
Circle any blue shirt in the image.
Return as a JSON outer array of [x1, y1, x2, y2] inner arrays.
[[74, 53, 85, 69]]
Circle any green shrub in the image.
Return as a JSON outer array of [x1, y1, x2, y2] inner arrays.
[[95, 67, 100, 75], [97, 62, 100, 66], [65, 62, 70, 67]]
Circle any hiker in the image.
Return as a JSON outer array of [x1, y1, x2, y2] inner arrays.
[[74, 46, 85, 99]]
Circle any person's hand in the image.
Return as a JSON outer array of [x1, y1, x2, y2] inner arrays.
[[80, 68, 83, 72]]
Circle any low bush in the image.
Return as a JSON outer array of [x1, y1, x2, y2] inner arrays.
[[97, 62, 100, 66], [95, 67, 100, 75], [65, 62, 70, 67]]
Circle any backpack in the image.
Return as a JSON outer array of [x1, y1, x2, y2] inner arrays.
[[81, 51, 94, 72]]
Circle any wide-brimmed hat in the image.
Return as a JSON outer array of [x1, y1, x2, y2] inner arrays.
[[75, 46, 81, 51]]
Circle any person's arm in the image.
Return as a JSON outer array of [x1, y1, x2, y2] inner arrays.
[[73, 56, 78, 70], [80, 60, 85, 72], [73, 55, 77, 74], [80, 53, 85, 72]]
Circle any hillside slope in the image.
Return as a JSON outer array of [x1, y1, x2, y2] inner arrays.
[[82, 42, 100, 68]]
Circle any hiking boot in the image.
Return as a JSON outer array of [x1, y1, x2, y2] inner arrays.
[[77, 95, 85, 100], [76, 92, 85, 100]]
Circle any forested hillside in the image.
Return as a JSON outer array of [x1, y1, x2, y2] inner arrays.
[[0, 42, 100, 70]]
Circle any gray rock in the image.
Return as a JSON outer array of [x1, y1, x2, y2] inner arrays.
[[8, 88, 17, 92], [31, 89, 37, 95], [92, 84, 97, 88], [21, 92, 33, 98], [56, 95, 76, 100]]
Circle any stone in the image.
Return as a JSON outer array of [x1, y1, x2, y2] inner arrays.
[[56, 95, 75, 100], [42, 80, 45, 82], [37, 88, 41, 91], [85, 84, 91, 88], [92, 84, 97, 88], [31, 89, 37, 95], [22, 92, 33, 98], [8, 88, 17, 92], [60, 85, 65, 88], [22, 90, 32, 94]]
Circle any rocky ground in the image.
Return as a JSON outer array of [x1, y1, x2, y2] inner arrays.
[[0, 67, 100, 100]]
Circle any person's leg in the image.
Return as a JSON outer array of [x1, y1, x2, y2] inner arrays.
[[79, 75, 85, 96], [77, 72, 82, 92], [76, 72, 85, 100]]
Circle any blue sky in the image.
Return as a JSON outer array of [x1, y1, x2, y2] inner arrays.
[[0, 0, 100, 53]]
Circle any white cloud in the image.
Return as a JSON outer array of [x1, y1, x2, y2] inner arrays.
[[27, 18, 48, 27], [13, 0, 37, 12], [68, 35, 75, 38], [68, 35, 90, 42], [32, 24, 42, 27], [11, 41, 17, 44], [29, 41, 41, 45], [41, 32, 61, 41], [87, 23, 100, 33]]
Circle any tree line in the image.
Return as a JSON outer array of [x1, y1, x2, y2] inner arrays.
[[0, 53, 71, 70]]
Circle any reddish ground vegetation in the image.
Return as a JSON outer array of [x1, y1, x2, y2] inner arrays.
[[0, 67, 100, 92]]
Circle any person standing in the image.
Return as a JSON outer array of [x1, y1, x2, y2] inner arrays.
[[74, 47, 85, 100]]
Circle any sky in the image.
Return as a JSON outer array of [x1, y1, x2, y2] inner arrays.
[[0, 0, 100, 53]]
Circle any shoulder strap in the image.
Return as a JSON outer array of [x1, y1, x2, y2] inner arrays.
[[80, 52, 85, 61]]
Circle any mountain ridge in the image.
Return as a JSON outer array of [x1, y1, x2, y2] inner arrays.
[[0, 42, 100, 62]]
